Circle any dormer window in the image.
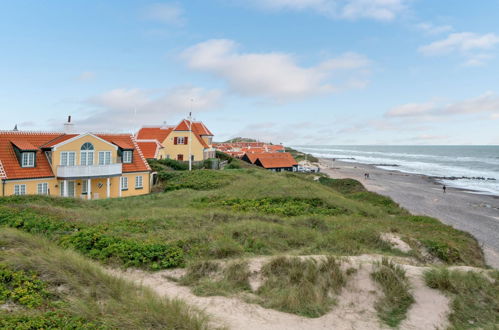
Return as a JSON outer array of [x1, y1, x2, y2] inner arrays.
[[122, 150, 133, 163], [21, 152, 35, 167]]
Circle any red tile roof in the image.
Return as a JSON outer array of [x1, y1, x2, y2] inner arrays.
[[0, 131, 63, 180], [254, 153, 297, 169], [136, 127, 173, 142], [137, 140, 162, 159], [0, 131, 150, 180], [10, 139, 38, 151], [174, 120, 214, 136]]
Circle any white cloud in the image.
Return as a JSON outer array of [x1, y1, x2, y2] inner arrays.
[[181, 39, 370, 101], [76, 71, 96, 81], [416, 22, 453, 35], [385, 92, 499, 118], [246, 0, 408, 21], [419, 32, 499, 66], [419, 32, 499, 56], [142, 3, 185, 25], [76, 86, 222, 131]]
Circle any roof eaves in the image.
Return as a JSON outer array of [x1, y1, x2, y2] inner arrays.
[[131, 135, 151, 171]]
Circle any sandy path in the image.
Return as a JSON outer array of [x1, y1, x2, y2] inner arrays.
[[319, 159, 499, 269], [108, 255, 451, 330]]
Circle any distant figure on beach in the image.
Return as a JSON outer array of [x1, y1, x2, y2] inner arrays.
[[364, 173, 370, 179], [443, 185, 446, 193]]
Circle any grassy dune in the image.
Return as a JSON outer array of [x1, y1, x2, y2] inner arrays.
[[0, 169, 484, 269], [0, 228, 211, 329]]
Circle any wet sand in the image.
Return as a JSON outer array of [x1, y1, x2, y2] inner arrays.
[[319, 159, 499, 269]]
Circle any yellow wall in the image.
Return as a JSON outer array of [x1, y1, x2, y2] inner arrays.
[[52, 135, 117, 171], [159, 131, 205, 161], [2, 172, 150, 199]]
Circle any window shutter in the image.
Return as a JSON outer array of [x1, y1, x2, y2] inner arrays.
[[174, 137, 178, 145], [184, 137, 188, 145]]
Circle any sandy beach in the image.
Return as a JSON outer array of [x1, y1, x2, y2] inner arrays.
[[319, 158, 499, 269]]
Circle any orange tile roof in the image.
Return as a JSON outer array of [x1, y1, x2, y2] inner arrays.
[[0, 131, 150, 180], [254, 153, 297, 169], [137, 140, 162, 159], [0, 131, 63, 180], [10, 139, 38, 150], [136, 127, 173, 142]]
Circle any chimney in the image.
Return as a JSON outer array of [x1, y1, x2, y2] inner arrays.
[[64, 115, 74, 134], [161, 121, 168, 129]]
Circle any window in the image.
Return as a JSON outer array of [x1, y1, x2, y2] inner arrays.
[[135, 176, 143, 189], [122, 150, 132, 163], [14, 184, 26, 195], [177, 137, 185, 144], [82, 180, 88, 194], [120, 176, 128, 190], [21, 152, 35, 167], [37, 182, 48, 195], [177, 154, 184, 161], [60, 152, 75, 166], [80, 143, 94, 166], [60, 181, 75, 197], [99, 151, 111, 165]]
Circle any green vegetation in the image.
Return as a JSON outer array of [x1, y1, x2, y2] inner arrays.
[[285, 147, 319, 162], [179, 256, 346, 318], [180, 260, 251, 297], [371, 258, 414, 327], [255, 256, 345, 317], [425, 268, 499, 329], [222, 137, 257, 143], [0, 228, 210, 329], [0, 169, 484, 269]]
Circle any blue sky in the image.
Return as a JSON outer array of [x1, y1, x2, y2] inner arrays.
[[1, 0, 499, 144]]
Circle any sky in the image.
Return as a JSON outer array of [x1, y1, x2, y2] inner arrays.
[[1, 0, 499, 145]]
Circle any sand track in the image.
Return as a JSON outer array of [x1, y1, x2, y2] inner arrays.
[[108, 255, 455, 330]]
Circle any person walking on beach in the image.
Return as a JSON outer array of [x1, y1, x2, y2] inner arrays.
[[443, 185, 446, 193]]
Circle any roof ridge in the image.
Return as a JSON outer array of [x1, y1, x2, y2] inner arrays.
[[131, 135, 151, 171], [0, 130, 63, 135]]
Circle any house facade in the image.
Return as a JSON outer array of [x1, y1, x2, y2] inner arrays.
[[0, 131, 151, 199], [136, 119, 216, 161]]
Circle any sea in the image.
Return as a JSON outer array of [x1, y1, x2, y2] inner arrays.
[[292, 145, 499, 196]]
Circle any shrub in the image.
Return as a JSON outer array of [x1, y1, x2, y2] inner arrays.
[[225, 163, 241, 169], [0, 312, 100, 329], [422, 240, 461, 263], [0, 264, 49, 308], [164, 170, 231, 191]]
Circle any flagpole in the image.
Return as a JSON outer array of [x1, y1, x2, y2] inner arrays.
[[188, 101, 193, 171]]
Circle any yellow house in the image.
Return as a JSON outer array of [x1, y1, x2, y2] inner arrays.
[[0, 131, 151, 199], [136, 119, 216, 161]]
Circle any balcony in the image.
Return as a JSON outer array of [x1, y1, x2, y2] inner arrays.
[[57, 163, 122, 179]]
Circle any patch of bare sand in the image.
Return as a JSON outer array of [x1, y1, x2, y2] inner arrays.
[[381, 233, 412, 253], [106, 255, 461, 330]]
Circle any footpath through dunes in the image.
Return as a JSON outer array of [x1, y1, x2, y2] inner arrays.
[[109, 254, 461, 330], [318, 159, 499, 269]]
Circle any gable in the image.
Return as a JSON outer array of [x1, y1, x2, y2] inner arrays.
[[52, 133, 117, 151]]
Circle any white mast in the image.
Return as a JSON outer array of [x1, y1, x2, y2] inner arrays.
[[188, 102, 193, 171]]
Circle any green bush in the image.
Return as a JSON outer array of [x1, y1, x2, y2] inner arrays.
[[0, 312, 101, 329], [206, 197, 348, 216], [0, 264, 49, 308], [225, 162, 241, 169], [422, 240, 461, 263], [62, 229, 184, 269], [164, 170, 231, 191]]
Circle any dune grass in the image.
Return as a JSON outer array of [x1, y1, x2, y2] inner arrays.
[[0, 169, 485, 269], [179, 256, 347, 318], [371, 258, 414, 327], [0, 228, 212, 330], [424, 268, 499, 329]]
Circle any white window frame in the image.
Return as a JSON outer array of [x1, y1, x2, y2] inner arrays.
[[135, 176, 143, 189], [60, 151, 76, 166], [21, 152, 35, 167], [14, 184, 26, 195], [80, 151, 94, 166], [99, 151, 112, 165], [122, 150, 132, 164], [82, 180, 88, 194], [37, 182, 48, 195], [177, 137, 186, 145], [120, 176, 128, 190]]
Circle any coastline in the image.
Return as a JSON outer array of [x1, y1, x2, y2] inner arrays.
[[318, 158, 499, 269]]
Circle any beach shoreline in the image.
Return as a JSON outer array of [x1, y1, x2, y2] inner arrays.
[[318, 158, 499, 269]]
